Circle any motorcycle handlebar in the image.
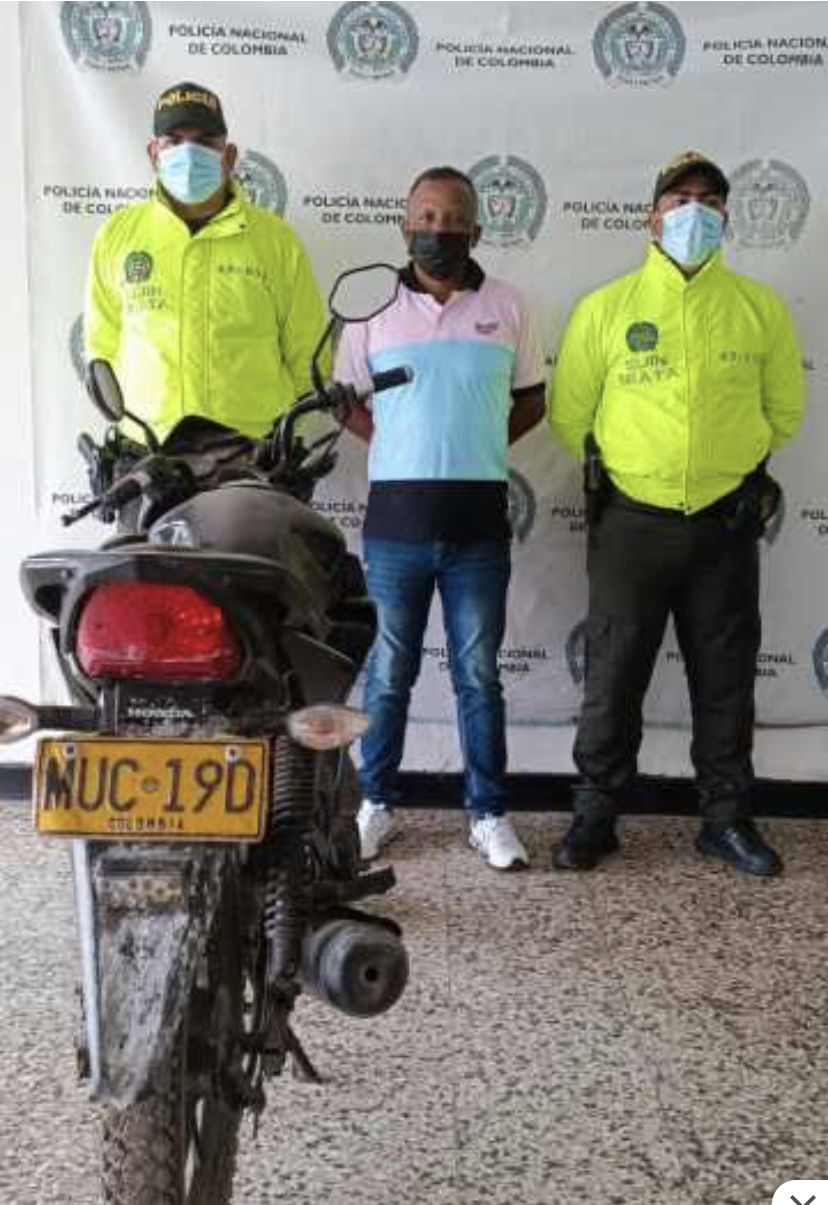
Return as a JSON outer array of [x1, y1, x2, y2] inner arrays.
[[62, 467, 147, 527], [275, 365, 412, 453], [305, 365, 413, 416], [65, 364, 416, 526], [62, 457, 156, 525]]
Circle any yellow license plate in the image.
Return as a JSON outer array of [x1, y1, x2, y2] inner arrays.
[[34, 737, 269, 842]]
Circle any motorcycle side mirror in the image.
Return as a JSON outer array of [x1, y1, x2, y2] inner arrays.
[[85, 358, 125, 422], [308, 264, 401, 397], [329, 263, 400, 323], [84, 358, 160, 451]]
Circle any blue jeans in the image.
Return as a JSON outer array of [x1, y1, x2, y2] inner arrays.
[[361, 539, 511, 819]]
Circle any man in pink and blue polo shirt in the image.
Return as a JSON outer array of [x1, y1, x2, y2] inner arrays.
[[335, 166, 546, 870]]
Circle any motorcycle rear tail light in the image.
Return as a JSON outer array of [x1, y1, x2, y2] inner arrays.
[[76, 582, 242, 681]]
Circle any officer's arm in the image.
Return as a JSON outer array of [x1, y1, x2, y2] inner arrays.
[[84, 226, 122, 365], [762, 298, 806, 449], [280, 240, 331, 399], [333, 320, 373, 444], [547, 299, 605, 461]]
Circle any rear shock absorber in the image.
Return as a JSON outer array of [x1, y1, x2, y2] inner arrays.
[[264, 735, 315, 981]]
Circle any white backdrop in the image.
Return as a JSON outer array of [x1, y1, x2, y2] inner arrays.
[[10, 1, 828, 778]]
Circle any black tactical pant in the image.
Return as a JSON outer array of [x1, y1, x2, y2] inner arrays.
[[573, 490, 761, 827]]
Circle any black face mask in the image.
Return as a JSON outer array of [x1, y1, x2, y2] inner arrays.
[[408, 231, 472, 280]]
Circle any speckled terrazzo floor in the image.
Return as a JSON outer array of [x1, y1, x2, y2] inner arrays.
[[1, 807, 825, 1204]]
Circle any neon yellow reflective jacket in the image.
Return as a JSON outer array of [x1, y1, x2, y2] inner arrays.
[[548, 245, 805, 513], [84, 184, 329, 439]]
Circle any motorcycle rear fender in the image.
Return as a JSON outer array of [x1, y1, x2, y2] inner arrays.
[[281, 629, 357, 706], [73, 840, 223, 1108]]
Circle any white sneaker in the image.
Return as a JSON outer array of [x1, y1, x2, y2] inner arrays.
[[357, 800, 402, 861], [469, 815, 529, 871]]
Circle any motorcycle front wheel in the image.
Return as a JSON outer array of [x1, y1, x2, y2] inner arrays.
[[100, 870, 249, 1205]]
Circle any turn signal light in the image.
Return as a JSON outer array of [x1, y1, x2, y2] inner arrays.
[[0, 696, 39, 744], [287, 705, 371, 750]]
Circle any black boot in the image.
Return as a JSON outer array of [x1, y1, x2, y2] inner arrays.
[[696, 819, 782, 877], [552, 815, 619, 871]]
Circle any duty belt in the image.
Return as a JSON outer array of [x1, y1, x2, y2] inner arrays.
[[604, 481, 744, 520]]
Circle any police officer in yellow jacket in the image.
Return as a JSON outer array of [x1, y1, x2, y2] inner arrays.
[[85, 82, 328, 439], [548, 151, 805, 876]]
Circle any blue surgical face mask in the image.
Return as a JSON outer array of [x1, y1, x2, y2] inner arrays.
[[157, 142, 224, 205], [659, 201, 724, 268]]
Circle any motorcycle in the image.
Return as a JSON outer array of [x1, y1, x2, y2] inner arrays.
[[0, 264, 411, 1204]]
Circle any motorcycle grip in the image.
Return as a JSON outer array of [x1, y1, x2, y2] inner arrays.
[[370, 366, 412, 394]]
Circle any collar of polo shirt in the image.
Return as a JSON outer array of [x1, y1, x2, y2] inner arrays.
[[400, 259, 485, 293]]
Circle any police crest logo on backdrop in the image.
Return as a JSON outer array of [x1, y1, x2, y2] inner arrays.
[[593, 1, 685, 87], [565, 621, 588, 688], [235, 153, 289, 217], [507, 469, 537, 544], [468, 155, 548, 248], [61, 1, 151, 71], [813, 631, 828, 694], [327, 2, 419, 80], [728, 160, 811, 250], [69, 315, 86, 384]]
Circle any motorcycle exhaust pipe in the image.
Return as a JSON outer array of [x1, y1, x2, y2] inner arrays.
[[301, 917, 409, 1018]]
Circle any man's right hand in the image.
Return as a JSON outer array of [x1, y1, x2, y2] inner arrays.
[[342, 399, 374, 443]]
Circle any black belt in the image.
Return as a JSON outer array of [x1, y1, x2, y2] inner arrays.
[[605, 481, 743, 520]]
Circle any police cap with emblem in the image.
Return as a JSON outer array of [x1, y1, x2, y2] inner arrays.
[[653, 151, 729, 206], [153, 82, 227, 137]]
